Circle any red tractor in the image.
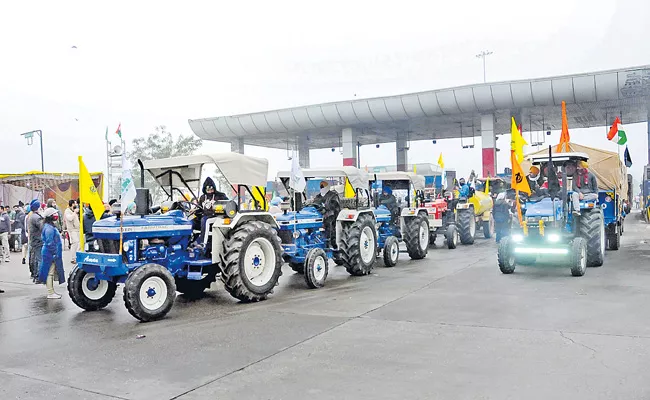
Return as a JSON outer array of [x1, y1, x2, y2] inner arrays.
[[423, 192, 458, 249]]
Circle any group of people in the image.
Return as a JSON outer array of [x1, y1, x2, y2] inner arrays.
[[0, 197, 119, 298]]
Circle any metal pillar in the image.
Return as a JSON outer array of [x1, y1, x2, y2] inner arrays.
[[481, 114, 496, 177], [297, 138, 310, 168], [231, 138, 245, 154], [396, 135, 408, 171], [341, 128, 359, 167]]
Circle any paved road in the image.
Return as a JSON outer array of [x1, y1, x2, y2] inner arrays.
[[1, 216, 649, 400]]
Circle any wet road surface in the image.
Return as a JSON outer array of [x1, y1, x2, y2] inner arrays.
[[1, 216, 650, 399]]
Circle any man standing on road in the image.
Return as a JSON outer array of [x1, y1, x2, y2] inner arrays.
[[64, 200, 80, 264], [0, 206, 12, 262], [46, 198, 63, 232], [28, 200, 45, 282], [38, 208, 66, 299]]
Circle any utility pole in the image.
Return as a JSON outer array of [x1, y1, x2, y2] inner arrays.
[[476, 50, 493, 83], [20, 130, 44, 171]]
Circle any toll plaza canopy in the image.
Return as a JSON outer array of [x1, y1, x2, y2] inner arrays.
[[189, 65, 650, 175], [190, 65, 650, 148]]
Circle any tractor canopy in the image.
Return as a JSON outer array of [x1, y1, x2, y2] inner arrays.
[[373, 171, 425, 191], [143, 153, 269, 195], [277, 167, 370, 191]]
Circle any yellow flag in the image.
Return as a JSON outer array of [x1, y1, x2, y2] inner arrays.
[[510, 151, 531, 195], [510, 117, 528, 163], [484, 177, 490, 194], [437, 153, 445, 169], [79, 156, 105, 221], [413, 164, 417, 174], [344, 178, 355, 198]]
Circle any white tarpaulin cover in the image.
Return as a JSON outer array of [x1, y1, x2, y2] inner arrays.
[[522, 143, 627, 198], [143, 153, 269, 188], [277, 166, 369, 190], [373, 171, 425, 190]]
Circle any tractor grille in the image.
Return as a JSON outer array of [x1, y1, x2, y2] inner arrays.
[[278, 230, 294, 244], [98, 239, 120, 254]]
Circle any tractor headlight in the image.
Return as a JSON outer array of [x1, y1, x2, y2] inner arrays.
[[123, 242, 130, 252], [547, 233, 560, 242], [292, 231, 300, 239], [512, 234, 524, 242]]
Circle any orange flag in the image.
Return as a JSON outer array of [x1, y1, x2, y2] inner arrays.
[[556, 101, 570, 152], [510, 150, 531, 195]]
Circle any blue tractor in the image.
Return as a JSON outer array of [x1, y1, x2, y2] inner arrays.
[[371, 171, 434, 257], [275, 167, 396, 288], [498, 151, 605, 277], [68, 153, 284, 322]]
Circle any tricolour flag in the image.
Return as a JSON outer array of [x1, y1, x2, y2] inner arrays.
[[120, 154, 137, 214], [79, 156, 105, 221], [290, 152, 306, 193], [607, 116, 627, 145], [115, 123, 122, 139]]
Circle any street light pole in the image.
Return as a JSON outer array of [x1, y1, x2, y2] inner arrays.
[[20, 130, 44, 171], [475, 50, 493, 83]]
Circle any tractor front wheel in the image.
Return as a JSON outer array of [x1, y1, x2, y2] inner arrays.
[[304, 248, 328, 289], [570, 237, 587, 276], [68, 267, 117, 311], [497, 237, 516, 274], [123, 264, 176, 322], [445, 224, 458, 249], [382, 236, 400, 267]]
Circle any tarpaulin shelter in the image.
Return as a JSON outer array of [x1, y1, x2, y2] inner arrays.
[[0, 171, 104, 207], [522, 143, 628, 200]]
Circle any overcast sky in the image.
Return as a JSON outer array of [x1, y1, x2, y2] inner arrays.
[[1, 0, 649, 194]]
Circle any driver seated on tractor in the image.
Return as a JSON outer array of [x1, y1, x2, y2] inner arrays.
[[198, 177, 228, 244], [312, 181, 341, 248], [378, 185, 398, 223], [565, 160, 598, 216], [458, 178, 473, 199], [527, 166, 542, 194]]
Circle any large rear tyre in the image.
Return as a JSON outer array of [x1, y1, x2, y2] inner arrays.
[[68, 267, 117, 311], [445, 224, 458, 249], [483, 214, 495, 239], [404, 215, 429, 260], [457, 207, 476, 245], [175, 270, 217, 300], [221, 221, 283, 302], [123, 264, 176, 322], [304, 248, 328, 289], [570, 237, 587, 276], [580, 210, 605, 267], [339, 214, 377, 276], [607, 224, 620, 251], [382, 236, 399, 267], [497, 237, 516, 274]]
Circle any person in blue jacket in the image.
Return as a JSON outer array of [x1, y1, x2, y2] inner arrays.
[[38, 208, 66, 299]]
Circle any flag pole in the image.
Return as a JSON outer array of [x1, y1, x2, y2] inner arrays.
[[79, 156, 85, 251]]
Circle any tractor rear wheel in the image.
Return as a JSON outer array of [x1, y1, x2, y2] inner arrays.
[[579, 210, 605, 267], [404, 215, 429, 260], [570, 237, 587, 276], [339, 214, 377, 276], [68, 267, 117, 311], [382, 236, 399, 267], [445, 224, 458, 249], [175, 270, 217, 300], [123, 263, 176, 322], [457, 207, 476, 245], [483, 214, 495, 239], [221, 221, 283, 302], [607, 224, 620, 251], [304, 248, 328, 289], [497, 237, 516, 274]]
